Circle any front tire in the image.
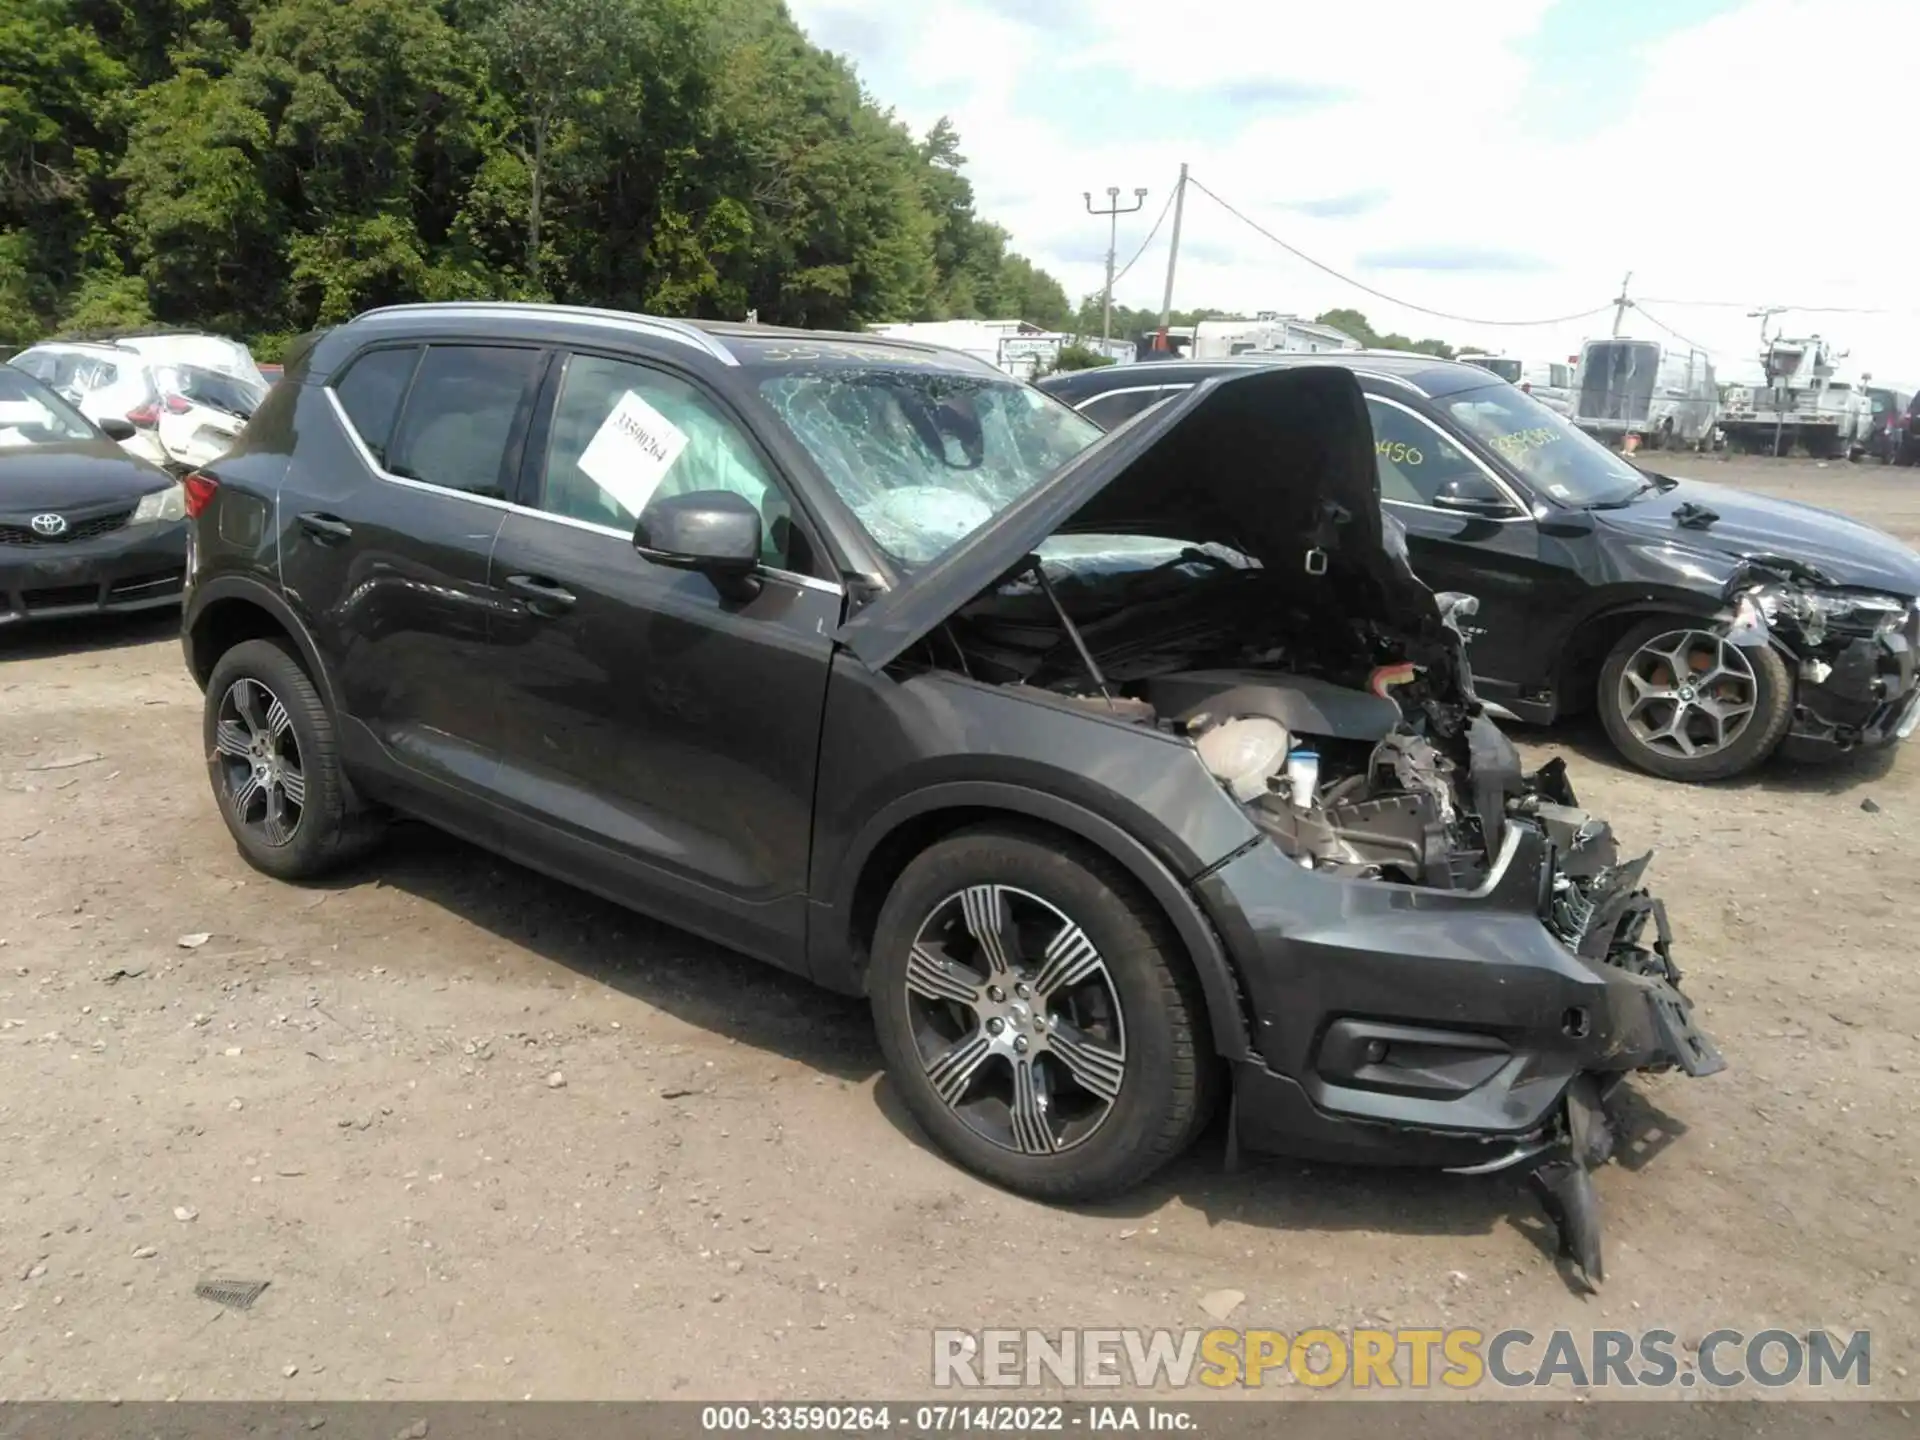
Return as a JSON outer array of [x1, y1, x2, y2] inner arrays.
[[869, 827, 1216, 1201], [203, 638, 383, 880], [1597, 619, 1793, 782]]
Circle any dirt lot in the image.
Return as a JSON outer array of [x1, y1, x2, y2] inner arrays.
[[0, 455, 1915, 1401]]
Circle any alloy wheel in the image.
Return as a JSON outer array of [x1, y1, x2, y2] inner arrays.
[[903, 884, 1127, 1156], [1617, 629, 1758, 761], [212, 676, 306, 846]]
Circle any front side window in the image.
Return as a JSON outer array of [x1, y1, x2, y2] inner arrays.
[[757, 367, 1099, 567], [0, 367, 98, 447], [385, 345, 540, 498], [538, 353, 797, 570], [1364, 397, 1491, 506], [1079, 388, 1176, 431], [332, 345, 421, 465]]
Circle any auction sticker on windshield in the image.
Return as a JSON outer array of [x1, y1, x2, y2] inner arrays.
[[577, 389, 690, 516]]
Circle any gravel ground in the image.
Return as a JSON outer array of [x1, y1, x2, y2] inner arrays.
[[0, 455, 1915, 1401]]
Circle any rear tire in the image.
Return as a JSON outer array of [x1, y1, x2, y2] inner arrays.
[[203, 638, 383, 880], [1597, 619, 1793, 782], [869, 827, 1218, 1201]]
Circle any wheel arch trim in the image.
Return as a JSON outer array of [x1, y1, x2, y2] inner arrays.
[[821, 781, 1255, 1061], [185, 575, 338, 714]]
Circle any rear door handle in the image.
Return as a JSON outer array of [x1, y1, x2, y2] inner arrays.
[[505, 574, 577, 614], [297, 512, 353, 544]]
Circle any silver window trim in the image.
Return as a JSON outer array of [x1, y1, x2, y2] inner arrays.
[[350, 302, 738, 367], [1366, 394, 1532, 523], [1067, 366, 1430, 413], [322, 387, 841, 597]]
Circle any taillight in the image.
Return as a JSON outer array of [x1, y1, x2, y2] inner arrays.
[[163, 394, 192, 415], [126, 404, 158, 427], [182, 471, 219, 518]]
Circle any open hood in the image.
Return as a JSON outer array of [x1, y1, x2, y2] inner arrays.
[[837, 366, 1455, 672]]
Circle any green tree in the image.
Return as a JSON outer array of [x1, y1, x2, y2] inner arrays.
[[1049, 342, 1113, 373], [5, 0, 1072, 345]]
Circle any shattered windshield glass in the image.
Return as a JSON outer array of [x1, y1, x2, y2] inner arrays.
[[1440, 383, 1646, 508], [757, 367, 1101, 566]]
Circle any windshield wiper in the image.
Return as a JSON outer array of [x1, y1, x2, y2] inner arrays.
[[1585, 477, 1663, 510]]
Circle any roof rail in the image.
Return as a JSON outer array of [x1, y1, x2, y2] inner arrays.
[[349, 301, 737, 366]]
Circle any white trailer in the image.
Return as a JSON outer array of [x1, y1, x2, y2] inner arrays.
[[1189, 313, 1361, 360], [1716, 335, 1872, 459], [1570, 338, 1718, 450]]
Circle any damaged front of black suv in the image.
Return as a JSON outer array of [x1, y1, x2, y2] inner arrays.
[[837, 365, 1721, 1283]]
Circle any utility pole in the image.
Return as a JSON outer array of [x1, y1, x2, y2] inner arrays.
[[1749, 306, 1790, 456], [1610, 270, 1634, 336], [1156, 163, 1188, 354], [1085, 184, 1147, 347]]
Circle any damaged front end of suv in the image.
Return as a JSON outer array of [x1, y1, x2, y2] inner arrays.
[[1722, 555, 1920, 756], [837, 365, 1722, 1284]]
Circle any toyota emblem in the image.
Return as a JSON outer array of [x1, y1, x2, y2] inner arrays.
[[29, 513, 67, 537]]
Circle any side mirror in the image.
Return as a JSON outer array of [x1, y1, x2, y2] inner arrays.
[[1431, 475, 1518, 518], [635, 489, 762, 578], [99, 417, 137, 441]]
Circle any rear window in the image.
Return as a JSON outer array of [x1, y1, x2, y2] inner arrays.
[[384, 346, 542, 499], [160, 364, 267, 418], [332, 346, 421, 464]]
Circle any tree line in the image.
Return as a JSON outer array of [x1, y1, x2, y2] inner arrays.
[[0, 0, 1076, 354]]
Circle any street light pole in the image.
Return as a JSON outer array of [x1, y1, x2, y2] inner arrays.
[[1085, 185, 1148, 347]]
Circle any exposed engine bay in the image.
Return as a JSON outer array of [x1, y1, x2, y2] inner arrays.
[[932, 539, 1537, 895]]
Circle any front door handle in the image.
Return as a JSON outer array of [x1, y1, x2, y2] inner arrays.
[[297, 511, 353, 544], [505, 573, 577, 615]]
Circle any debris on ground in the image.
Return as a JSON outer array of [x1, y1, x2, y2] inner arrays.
[[177, 933, 211, 949], [1198, 1289, 1246, 1321], [194, 1278, 270, 1311]]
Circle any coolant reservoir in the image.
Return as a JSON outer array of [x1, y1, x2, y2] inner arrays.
[[1195, 716, 1291, 802]]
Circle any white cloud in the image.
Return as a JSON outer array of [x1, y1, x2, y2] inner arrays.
[[789, 0, 1920, 383]]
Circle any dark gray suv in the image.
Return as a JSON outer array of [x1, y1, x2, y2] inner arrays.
[[180, 303, 1721, 1283]]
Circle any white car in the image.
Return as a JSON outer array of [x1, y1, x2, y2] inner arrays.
[[152, 363, 267, 471], [8, 333, 267, 471], [1458, 354, 1576, 417]]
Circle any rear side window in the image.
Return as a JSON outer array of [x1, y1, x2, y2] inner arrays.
[[1079, 388, 1177, 430], [333, 346, 421, 464], [385, 346, 541, 499]]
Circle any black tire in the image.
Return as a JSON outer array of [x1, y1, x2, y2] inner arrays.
[[203, 637, 383, 880], [1596, 618, 1794, 782], [869, 826, 1218, 1202]]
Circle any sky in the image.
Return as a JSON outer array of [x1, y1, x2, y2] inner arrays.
[[785, 0, 1920, 387]]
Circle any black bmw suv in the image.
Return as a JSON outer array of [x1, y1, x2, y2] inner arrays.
[[1045, 355, 1920, 782], [182, 303, 1721, 1280]]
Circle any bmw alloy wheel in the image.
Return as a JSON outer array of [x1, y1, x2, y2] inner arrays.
[[903, 884, 1127, 1155], [1617, 629, 1758, 761], [212, 676, 306, 846]]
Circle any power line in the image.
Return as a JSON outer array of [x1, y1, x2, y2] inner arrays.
[[1638, 297, 1896, 314], [1107, 183, 1176, 291], [1632, 302, 1719, 357], [1184, 174, 1613, 330]]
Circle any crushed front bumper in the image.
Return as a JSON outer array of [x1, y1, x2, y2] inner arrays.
[[1197, 798, 1719, 1171], [1781, 622, 1920, 759]]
